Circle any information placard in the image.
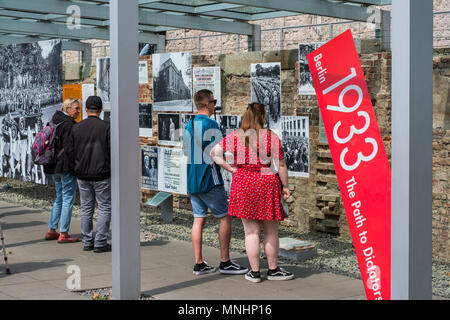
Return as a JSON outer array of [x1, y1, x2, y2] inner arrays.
[[158, 147, 187, 195], [307, 30, 391, 300]]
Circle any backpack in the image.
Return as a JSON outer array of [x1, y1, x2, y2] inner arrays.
[[31, 121, 62, 166]]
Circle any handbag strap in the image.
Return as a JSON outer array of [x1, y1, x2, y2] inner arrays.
[[246, 129, 272, 166]]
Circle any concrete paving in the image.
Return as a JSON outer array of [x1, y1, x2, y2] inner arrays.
[[0, 200, 371, 300]]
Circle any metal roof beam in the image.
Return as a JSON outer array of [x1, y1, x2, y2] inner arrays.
[[0, 0, 109, 20], [138, 10, 254, 35], [0, 17, 163, 43], [0, 0, 254, 35], [342, 0, 391, 5], [250, 11, 303, 21], [195, 3, 244, 13], [213, 0, 375, 22], [0, 34, 48, 44]]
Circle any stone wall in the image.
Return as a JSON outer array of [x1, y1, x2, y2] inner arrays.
[[73, 45, 449, 261]]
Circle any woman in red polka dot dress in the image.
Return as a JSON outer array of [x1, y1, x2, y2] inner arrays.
[[211, 103, 294, 283]]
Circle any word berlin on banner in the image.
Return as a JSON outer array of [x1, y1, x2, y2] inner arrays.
[[307, 30, 391, 300]]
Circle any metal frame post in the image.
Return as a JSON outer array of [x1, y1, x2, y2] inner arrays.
[[391, 0, 433, 300], [279, 27, 284, 50], [156, 34, 166, 53], [377, 9, 391, 51], [248, 24, 261, 52], [110, 0, 141, 300]]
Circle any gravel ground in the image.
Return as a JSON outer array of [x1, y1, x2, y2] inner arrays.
[[76, 287, 155, 300], [0, 178, 448, 299]]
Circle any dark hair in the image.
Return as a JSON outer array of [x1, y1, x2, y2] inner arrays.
[[85, 96, 103, 111], [194, 89, 213, 109]]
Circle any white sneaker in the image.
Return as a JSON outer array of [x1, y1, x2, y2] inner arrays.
[[267, 267, 294, 281]]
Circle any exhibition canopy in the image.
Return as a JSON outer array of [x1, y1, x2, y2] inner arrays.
[[0, 0, 391, 46], [0, 0, 433, 301]]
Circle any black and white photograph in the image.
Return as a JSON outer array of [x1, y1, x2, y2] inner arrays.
[[96, 57, 111, 110], [213, 115, 242, 138], [101, 110, 110, 123], [179, 113, 195, 141], [0, 39, 63, 184], [139, 60, 149, 85], [152, 52, 192, 112], [251, 62, 281, 131], [139, 103, 153, 137], [157, 113, 181, 146], [193, 66, 221, 113], [158, 147, 187, 195], [281, 116, 310, 177], [298, 42, 324, 95], [141, 145, 158, 191]]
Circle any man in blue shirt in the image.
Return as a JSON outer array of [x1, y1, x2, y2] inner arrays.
[[183, 89, 247, 276]]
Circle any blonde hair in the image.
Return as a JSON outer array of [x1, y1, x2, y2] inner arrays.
[[61, 98, 80, 113]]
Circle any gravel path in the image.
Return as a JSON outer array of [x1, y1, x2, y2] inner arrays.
[[0, 178, 448, 299]]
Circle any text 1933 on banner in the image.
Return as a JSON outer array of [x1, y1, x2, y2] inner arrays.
[[307, 30, 391, 300]]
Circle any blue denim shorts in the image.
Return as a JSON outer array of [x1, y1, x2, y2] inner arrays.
[[190, 185, 229, 219]]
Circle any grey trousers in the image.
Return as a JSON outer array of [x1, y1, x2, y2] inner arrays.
[[78, 178, 111, 247]]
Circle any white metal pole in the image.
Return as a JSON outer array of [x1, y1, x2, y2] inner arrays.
[[391, 0, 433, 300], [110, 0, 141, 300]]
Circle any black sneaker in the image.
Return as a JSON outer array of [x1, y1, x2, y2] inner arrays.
[[94, 243, 111, 253], [267, 267, 294, 281], [193, 261, 216, 275], [83, 244, 94, 251], [219, 260, 248, 275], [245, 270, 261, 283]]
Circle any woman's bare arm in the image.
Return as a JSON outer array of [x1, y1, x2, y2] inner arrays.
[[210, 143, 237, 173], [277, 158, 290, 200]]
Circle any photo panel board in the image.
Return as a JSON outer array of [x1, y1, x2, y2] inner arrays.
[[0, 39, 63, 184], [141, 145, 158, 191], [139, 103, 153, 138], [158, 147, 187, 195], [180, 113, 195, 142], [193, 66, 221, 113], [152, 52, 192, 112], [157, 113, 181, 146], [213, 115, 242, 139], [281, 116, 310, 178], [139, 60, 149, 85], [298, 42, 324, 95], [96, 57, 111, 110], [250, 62, 282, 132]]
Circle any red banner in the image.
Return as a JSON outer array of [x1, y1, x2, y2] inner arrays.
[[307, 30, 391, 300]]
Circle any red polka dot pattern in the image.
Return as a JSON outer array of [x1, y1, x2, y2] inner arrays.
[[218, 129, 285, 221]]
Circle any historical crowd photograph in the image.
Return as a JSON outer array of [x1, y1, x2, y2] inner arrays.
[[158, 113, 180, 146], [141, 145, 158, 190], [281, 116, 310, 177], [97, 57, 111, 109], [152, 52, 192, 112], [139, 103, 153, 137], [0, 39, 62, 184], [251, 62, 281, 131], [298, 42, 323, 95]]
